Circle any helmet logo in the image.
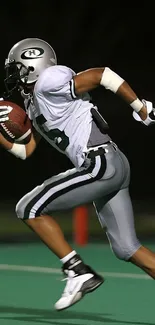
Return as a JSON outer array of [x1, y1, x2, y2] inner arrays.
[[21, 47, 44, 60]]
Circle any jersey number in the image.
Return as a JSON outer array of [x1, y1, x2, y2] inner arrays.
[[36, 114, 69, 151]]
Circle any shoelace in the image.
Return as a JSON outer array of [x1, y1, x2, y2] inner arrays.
[[61, 270, 78, 297]]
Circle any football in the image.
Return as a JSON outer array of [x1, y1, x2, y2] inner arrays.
[[0, 101, 32, 144]]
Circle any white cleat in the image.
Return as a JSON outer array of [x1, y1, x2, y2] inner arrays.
[[55, 266, 104, 311]]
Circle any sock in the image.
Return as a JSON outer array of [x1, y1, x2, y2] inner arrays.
[[60, 250, 77, 264]]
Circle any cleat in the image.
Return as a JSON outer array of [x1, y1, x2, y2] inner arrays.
[[54, 264, 104, 311]]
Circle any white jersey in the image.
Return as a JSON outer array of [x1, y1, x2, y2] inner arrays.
[[24, 65, 95, 167]]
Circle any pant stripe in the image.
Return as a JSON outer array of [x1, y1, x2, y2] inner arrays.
[[24, 154, 106, 219]]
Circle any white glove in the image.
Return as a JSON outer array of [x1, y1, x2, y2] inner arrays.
[[0, 105, 12, 122], [133, 99, 155, 126]]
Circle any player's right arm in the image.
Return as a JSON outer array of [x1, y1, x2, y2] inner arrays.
[[0, 128, 41, 160]]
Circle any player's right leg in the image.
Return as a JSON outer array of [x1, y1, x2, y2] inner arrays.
[[94, 187, 155, 279], [129, 245, 155, 279]]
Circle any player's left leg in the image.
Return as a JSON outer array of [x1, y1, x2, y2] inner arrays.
[[16, 156, 107, 310], [16, 144, 138, 308], [24, 214, 104, 310]]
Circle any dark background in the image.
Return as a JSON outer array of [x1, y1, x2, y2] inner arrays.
[[0, 2, 155, 241]]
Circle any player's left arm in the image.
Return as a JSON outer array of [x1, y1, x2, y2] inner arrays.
[[73, 67, 155, 126]]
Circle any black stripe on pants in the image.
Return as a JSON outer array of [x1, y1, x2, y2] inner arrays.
[[24, 154, 106, 219]]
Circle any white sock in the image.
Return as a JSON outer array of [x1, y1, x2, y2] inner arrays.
[[60, 250, 77, 264]]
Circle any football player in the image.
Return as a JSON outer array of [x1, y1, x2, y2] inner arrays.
[[0, 38, 155, 311]]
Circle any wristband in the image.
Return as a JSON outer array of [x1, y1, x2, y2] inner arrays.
[[130, 98, 143, 113], [8, 143, 26, 160]]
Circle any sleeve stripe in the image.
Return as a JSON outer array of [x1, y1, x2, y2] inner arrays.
[[70, 79, 77, 99]]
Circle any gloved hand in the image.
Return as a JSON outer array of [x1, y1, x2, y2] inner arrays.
[[133, 99, 155, 126], [0, 98, 12, 122]]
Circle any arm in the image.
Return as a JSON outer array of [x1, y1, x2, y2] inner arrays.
[[0, 128, 41, 159], [73, 67, 147, 121]]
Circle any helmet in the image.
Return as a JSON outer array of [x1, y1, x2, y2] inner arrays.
[[4, 38, 57, 96]]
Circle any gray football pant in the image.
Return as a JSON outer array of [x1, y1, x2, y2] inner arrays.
[[16, 143, 141, 260]]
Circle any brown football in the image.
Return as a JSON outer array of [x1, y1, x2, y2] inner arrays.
[[0, 101, 32, 144]]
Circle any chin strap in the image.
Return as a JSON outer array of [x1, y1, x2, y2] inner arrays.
[[20, 89, 31, 99]]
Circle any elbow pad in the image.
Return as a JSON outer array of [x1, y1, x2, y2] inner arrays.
[[100, 67, 124, 93], [8, 143, 26, 160]]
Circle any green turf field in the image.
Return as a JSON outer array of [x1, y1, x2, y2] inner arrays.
[[0, 242, 154, 325]]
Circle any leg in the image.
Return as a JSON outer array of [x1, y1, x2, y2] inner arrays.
[[16, 155, 106, 256], [130, 246, 155, 279], [94, 188, 155, 279], [16, 157, 106, 310], [25, 214, 73, 258], [94, 188, 141, 260]]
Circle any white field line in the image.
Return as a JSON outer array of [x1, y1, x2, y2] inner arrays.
[[0, 264, 151, 280]]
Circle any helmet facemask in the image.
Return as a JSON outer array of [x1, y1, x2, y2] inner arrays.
[[4, 60, 33, 97]]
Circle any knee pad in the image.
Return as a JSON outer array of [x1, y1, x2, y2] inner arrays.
[[107, 232, 141, 261]]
